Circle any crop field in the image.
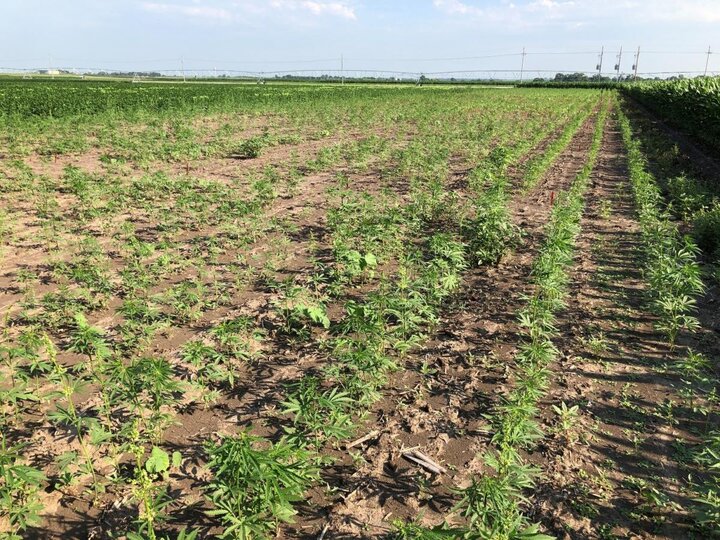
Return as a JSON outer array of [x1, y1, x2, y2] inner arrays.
[[0, 81, 719, 540]]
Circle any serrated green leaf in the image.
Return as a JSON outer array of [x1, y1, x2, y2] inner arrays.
[[145, 446, 170, 474]]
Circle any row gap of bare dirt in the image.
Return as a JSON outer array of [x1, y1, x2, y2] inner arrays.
[[304, 104, 606, 538], [524, 111, 720, 540]]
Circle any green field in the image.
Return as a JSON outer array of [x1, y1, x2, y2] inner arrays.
[[1, 81, 719, 539]]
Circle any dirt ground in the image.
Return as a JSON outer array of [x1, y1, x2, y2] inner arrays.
[[2, 97, 719, 539]]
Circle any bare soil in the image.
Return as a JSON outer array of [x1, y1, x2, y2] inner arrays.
[[4, 101, 719, 540]]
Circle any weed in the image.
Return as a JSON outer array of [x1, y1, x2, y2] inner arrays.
[[205, 430, 318, 539]]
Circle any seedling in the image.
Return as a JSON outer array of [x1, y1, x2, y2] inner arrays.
[[0, 435, 46, 538], [205, 430, 318, 539]]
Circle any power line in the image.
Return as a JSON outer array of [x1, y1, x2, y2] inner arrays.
[[1, 66, 717, 78], [3, 45, 718, 80], [633, 46, 640, 81], [349, 53, 521, 62], [526, 51, 601, 55], [705, 46, 713, 76], [5, 47, 720, 71]]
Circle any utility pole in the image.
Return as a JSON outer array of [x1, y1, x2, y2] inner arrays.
[[519, 46, 527, 83], [632, 46, 640, 81], [615, 46, 623, 82], [341, 53, 344, 85], [705, 46, 712, 76], [597, 46, 604, 78], [181, 56, 186, 82]]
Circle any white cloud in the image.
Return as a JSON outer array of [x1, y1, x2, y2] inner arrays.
[[432, 0, 720, 25], [142, 2, 232, 20], [651, 0, 720, 22], [433, 0, 484, 16], [270, 0, 356, 20], [140, 0, 357, 23], [527, 0, 576, 11]]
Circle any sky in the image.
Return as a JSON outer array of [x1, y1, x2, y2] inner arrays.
[[1, 0, 718, 78]]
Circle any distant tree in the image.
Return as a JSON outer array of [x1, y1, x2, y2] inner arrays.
[[554, 72, 589, 82]]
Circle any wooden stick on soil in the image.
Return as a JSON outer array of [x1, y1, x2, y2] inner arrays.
[[317, 523, 330, 540], [402, 449, 446, 475], [345, 429, 380, 450]]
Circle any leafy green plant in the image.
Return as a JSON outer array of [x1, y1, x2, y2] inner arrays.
[[455, 453, 550, 540], [110, 356, 180, 443], [229, 135, 268, 159], [211, 316, 263, 359], [390, 519, 468, 539], [693, 204, 720, 261], [205, 430, 318, 539], [625, 76, 720, 154], [273, 285, 331, 338], [467, 176, 519, 265], [45, 335, 107, 500], [181, 340, 231, 402], [126, 446, 182, 540], [282, 376, 355, 447], [552, 401, 581, 443], [646, 238, 705, 344], [457, 96, 610, 539], [0, 436, 46, 539], [335, 248, 378, 282], [617, 108, 706, 346], [691, 431, 720, 533]]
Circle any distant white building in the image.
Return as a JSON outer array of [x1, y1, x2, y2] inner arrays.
[[38, 69, 60, 75]]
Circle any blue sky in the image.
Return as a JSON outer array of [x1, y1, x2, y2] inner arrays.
[[1, 1, 718, 77]]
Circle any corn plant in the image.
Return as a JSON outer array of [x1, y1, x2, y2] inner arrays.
[[625, 77, 720, 154]]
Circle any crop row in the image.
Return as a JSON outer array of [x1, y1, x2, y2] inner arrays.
[[438, 96, 609, 539], [179, 91, 601, 537], [617, 108, 706, 345], [211, 94, 599, 537], [617, 102, 720, 535], [0, 87, 602, 538], [0, 80, 413, 118], [520, 99, 598, 191]]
